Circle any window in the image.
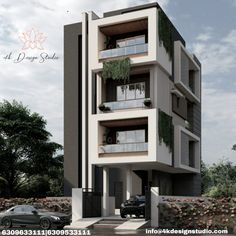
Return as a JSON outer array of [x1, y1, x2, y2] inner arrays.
[[116, 35, 145, 48], [126, 84, 136, 100], [117, 85, 126, 101], [116, 82, 145, 101], [136, 83, 145, 99], [116, 130, 145, 144], [13, 206, 25, 213], [24, 206, 36, 213], [177, 97, 180, 108]]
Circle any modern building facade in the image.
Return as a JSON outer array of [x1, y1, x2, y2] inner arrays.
[[64, 2, 201, 211]]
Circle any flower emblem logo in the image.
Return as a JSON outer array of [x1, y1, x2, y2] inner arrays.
[[19, 28, 46, 50]]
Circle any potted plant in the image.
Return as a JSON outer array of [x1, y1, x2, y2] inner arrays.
[[104, 36, 115, 49], [98, 103, 111, 112], [103, 106, 111, 112], [98, 103, 105, 111], [144, 98, 151, 107]]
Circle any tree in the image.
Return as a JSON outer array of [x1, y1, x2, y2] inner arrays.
[[201, 161, 212, 194], [202, 160, 236, 198], [0, 100, 63, 197]]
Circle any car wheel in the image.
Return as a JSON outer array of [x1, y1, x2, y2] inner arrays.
[[2, 217, 12, 229], [120, 213, 127, 218], [40, 218, 51, 230]]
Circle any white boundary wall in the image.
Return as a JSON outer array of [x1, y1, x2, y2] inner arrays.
[[72, 188, 83, 222]]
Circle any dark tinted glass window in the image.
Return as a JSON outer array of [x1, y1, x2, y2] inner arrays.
[[24, 206, 35, 213], [14, 206, 24, 213]]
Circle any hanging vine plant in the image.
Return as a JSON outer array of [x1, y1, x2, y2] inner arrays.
[[102, 58, 131, 83], [158, 10, 173, 59], [158, 109, 173, 152]]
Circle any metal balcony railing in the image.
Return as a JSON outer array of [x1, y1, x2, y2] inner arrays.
[[99, 142, 148, 154], [103, 98, 148, 110], [99, 43, 148, 59]]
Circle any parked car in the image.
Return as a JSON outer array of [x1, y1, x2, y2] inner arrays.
[[120, 195, 145, 218], [0, 205, 71, 229]]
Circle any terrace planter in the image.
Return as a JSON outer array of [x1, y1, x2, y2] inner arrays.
[[98, 104, 110, 112], [144, 99, 151, 107]]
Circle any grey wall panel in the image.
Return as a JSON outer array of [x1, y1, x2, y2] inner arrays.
[[172, 94, 187, 120], [188, 102, 201, 137], [193, 103, 201, 137], [173, 173, 201, 196], [181, 52, 189, 87], [64, 23, 82, 196], [152, 170, 173, 195], [181, 132, 189, 166]]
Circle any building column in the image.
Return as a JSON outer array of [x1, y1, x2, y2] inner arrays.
[[102, 166, 109, 216], [88, 164, 93, 189], [82, 12, 88, 188], [126, 167, 132, 200], [97, 74, 102, 114]]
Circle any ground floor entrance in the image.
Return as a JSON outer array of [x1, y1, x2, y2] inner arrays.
[[93, 166, 152, 216], [93, 165, 201, 216]]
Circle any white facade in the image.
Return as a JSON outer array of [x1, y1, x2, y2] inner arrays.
[[66, 3, 202, 214]]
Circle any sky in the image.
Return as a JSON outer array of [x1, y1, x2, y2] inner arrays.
[[0, 0, 236, 164]]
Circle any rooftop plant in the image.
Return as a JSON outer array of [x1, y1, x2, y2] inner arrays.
[[158, 10, 173, 59]]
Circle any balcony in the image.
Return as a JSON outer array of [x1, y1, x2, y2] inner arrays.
[[99, 20, 148, 60], [103, 98, 150, 111], [98, 122, 148, 156], [98, 78, 151, 113], [99, 43, 148, 60], [99, 142, 148, 154]]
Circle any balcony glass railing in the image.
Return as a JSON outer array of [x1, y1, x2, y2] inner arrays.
[[103, 98, 148, 110], [99, 142, 148, 154], [99, 43, 148, 59]]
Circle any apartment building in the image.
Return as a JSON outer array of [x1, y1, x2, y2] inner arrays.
[[64, 2, 201, 211]]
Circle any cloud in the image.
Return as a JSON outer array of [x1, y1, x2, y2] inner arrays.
[[223, 29, 236, 45], [202, 84, 236, 164], [232, 0, 236, 7], [30, 0, 54, 11], [190, 29, 236, 76], [0, 16, 18, 45], [196, 32, 212, 42]]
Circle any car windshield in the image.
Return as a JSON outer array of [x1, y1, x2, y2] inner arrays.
[[128, 196, 136, 201], [6, 207, 14, 212], [137, 196, 145, 201]]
